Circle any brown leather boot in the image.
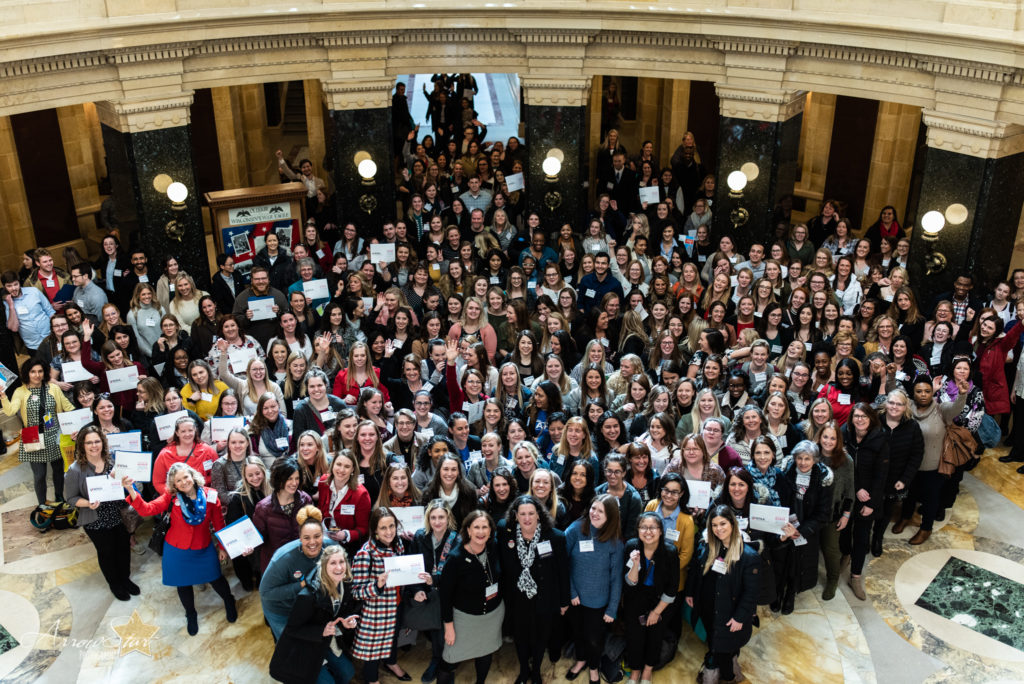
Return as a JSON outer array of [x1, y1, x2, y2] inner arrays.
[[908, 529, 932, 545], [892, 519, 909, 534], [848, 574, 866, 600]]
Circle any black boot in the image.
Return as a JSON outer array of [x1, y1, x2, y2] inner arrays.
[[871, 533, 884, 557], [1000, 450, 1024, 462], [781, 586, 795, 615], [186, 611, 199, 636]]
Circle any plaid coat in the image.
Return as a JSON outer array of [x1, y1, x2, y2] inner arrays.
[[351, 537, 405, 661]]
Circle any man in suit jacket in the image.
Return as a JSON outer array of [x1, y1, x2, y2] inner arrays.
[[595, 128, 627, 185], [597, 151, 638, 214], [929, 272, 983, 326]]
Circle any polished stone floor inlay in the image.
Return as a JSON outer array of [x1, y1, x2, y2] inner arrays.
[[0, 624, 17, 655], [915, 556, 1024, 652]]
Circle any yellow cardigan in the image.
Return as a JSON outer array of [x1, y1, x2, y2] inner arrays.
[[180, 381, 229, 421], [1, 383, 75, 424], [644, 498, 695, 591]]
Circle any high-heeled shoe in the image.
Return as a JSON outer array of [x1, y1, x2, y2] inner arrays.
[[386, 664, 412, 682]]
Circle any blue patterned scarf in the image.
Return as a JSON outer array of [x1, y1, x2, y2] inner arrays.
[[178, 486, 207, 526], [746, 462, 782, 507]]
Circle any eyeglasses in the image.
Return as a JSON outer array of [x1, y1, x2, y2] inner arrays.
[[661, 488, 682, 496], [638, 526, 661, 532], [604, 468, 624, 476]]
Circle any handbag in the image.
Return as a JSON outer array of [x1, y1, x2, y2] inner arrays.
[[401, 589, 441, 631], [148, 510, 171, 555], [21, 425, 44, 452]]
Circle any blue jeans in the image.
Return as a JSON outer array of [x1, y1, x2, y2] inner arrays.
[[318, 650, 354, 684], [265, 610, 289, 640]]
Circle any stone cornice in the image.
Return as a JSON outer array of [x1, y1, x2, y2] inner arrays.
[[95, 93, 194, 133], [716, 86, 806, 122], [322, 79, 393, 110], [521, 77, 592, 106], [922, 110, 1024, 159]]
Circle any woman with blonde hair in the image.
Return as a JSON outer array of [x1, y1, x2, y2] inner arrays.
[[269, 544, 359, 684], [127, 282, 165, 359], [216, 348, 285, 417], [168, 272, 207, 329], [123, 462, 236, 636], [226, 455, 270, 591], [332, 341, 390, 406]]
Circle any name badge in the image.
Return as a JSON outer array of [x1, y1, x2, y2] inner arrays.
[[730, 276, 738, 287], [506, 398, 517, 409], [753, 372, 766, 383], [77, 299, 86, 308], [469, 450, 483, 462], [523, 376, 534, 386], [417, 428, 434, 439], [358, 474, 365, 485], [606, 181, 614, 190], [15, 306, 28, 315], [771, 345, 782, 355], [45, 279, 55, 288], [804, 342, 813, 351], [895, 371, 908, 381], [579, 540, 594, 553], [316, 249, 325, 259], [138, 275, 149, 283], [276, 437, 289, 449], [204, 460, 213, 471], [665, 528, 680, 543], [200, 392, 213, 403], [146, 319, 156, 327], [339, 504, 356, 515], [778, 435, 788, 448], [556, 455, 565, 466], [712, 558, 727, 574], [207, 489, 218, 503], [793, 535, 808, 546], [698, 254, 707, 262], [600, 338, 609, 347], [490, 276, 500, 284], [737, 516, 748, 530], [796, 472, 811, 487], [485, 582, 499, 601], [838, 393, 851, 405], [320, 410, 336, 422], [537, 540, 553, 556], [169, 283, 176, 292], [585, 289, 596, 298]]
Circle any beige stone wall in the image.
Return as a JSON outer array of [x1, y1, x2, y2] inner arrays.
[[57, 104, 102, 239], [212, 86, 250, 191], [793, 92, 835, 225]]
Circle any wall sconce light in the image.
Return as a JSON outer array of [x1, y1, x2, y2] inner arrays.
[[726, 170, 749, 230], [919, 210, 947, 275], [543, 148, 564, 211], [153, 174, 188, 242], [354, 151, 379, 214]]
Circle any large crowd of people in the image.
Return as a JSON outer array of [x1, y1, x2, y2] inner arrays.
[[0, 73, 1020, 684]]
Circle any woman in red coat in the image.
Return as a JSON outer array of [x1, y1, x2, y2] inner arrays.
[[123, 462, 237, 636], [317, 450, 372, 559], [152, 415, 219, 495], [973, 309, 1022, 418], [332, 341, 392, 406]]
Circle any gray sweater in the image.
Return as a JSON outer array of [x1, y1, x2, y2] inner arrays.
[[64, 460, 124, 527], [911, 392, 967, 472]]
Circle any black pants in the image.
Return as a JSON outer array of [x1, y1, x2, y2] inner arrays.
[[623, 608, 669, 671], [84, 523, 131, 593], [31, 460, 64, 505], [845, 509, 872, 575], [436, 654, 492, 684], [902, 470, 944, 532], [1012, 398, 1024, 455], [706, 650, 737, 679], [230, 553, 260, 592], [361, 630, 399, 683], [509, 596, 554, 679], [569, 604, 607, 670], [871, 496, 899, 543], [177, 575, 232, 615]]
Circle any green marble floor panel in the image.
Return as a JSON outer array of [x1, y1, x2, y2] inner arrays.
[[915, 556, 1024, 652], [0, 623, 18, 655]]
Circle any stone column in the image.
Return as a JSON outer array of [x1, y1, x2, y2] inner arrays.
[[211, 86, 250, 191], [713, 85, 805, 249], [793, 92, 835, 224], [861, 103, 920, 231], [96, 94, 210, 289], [522, 77, 591, 231], [906, 111, 1024, 301], [0, 116, 35, 270], [323, 78, 395, 233], [57, 105, 103, 240]]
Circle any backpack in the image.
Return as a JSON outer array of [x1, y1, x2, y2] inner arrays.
[[939, 424, 976, 477], [30, 502, 78, 532]]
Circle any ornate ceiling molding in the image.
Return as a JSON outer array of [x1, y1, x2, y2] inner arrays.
[[322, 79, 393, 110], [922, 109, 1024, 159], [95, 93, 195, 133]]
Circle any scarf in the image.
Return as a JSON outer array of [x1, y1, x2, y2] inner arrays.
[[438, 485, 458, 510], [747, 462, 781, 507], [389, 493, 414, 508], [178, 487, 207, 526], [260, 417, 290, 457], [433, 531, 457, 576], [515, 526, 539, 599]]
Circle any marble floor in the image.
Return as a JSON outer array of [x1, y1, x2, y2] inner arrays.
[[1, 443, 1023, 684]]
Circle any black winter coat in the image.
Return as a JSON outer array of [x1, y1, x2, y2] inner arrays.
[[780, 462, 833, 592], [841, 425, 890, 520], [685, 541, 762, 652], [880, 417, 923, 495]]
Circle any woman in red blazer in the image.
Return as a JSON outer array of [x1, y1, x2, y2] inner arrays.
[[123, 462, 237, 636], [317, 450, 372, 558], [331, 341, 392, 406]]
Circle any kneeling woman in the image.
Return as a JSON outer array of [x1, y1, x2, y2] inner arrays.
[[438, 510, 505, 684], [685, 505, 761, 684], [123, 463, 237, 635], [269, 545, 360, 684]]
